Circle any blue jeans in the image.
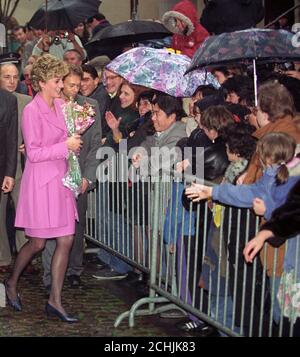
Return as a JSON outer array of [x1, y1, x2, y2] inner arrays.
[[97, 211, 132, 274], [269, 276, 281, 324], [210, 294, 244, 336]]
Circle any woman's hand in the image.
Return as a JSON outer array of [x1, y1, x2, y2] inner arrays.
[[252, 197, 266, 216], [185, 182, 213, 202], [176, 159, 190, 173], [243, 230, 273, 263], [105, 111, 121, 131], [66, 134, 82, 152]]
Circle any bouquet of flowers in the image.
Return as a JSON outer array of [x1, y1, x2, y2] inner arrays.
[[62, 100, 96, 197]]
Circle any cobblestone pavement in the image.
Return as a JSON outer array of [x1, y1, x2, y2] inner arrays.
[[0, 254, 186, 337]]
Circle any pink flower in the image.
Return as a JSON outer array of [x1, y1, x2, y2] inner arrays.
[[62, 100, 96, 136]]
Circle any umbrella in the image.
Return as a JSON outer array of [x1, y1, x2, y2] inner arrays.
[[85, 42, 124, 61], [106, 47, 220, 98], [28, 0, 101, 31], [187, 29, 300, 105], [86, 20, 171, 50]]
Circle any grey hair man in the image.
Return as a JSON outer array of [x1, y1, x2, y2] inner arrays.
[[0, 62, 32, 270], [0, 59, 18, 272]]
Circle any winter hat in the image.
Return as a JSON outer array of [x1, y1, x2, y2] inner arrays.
[[162, 0, 197, 36]]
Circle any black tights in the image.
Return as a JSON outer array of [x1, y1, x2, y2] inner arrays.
[[6, 235, 74, 315]]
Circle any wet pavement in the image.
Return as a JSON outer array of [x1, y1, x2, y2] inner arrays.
[[0, 253, 187, 337]]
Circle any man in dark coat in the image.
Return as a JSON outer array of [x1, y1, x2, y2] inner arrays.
[[200, 0, 265, 34], [80, 64, 123, 141], [0, 88, 18, 203], [0, 62, 32, 272]]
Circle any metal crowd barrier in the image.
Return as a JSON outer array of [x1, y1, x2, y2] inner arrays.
[[85, 158, 300, 337], [85, 155, 152, 275]]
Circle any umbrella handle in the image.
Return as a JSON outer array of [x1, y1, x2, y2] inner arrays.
[[45, 0, 48, 33], [253, 59, 258, 107]]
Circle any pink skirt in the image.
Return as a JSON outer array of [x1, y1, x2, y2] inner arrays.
[[25, 196, 77, 239]]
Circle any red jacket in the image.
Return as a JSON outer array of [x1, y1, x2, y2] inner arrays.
[[163, 0, 209, 58]]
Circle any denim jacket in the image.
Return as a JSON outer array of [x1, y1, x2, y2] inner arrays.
[[212, 166, 300, 220]]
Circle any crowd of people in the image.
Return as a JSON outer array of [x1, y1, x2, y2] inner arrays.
[[0, 0, 299, 337]]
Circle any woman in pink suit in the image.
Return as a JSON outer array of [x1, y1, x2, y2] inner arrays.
[[4, 54, 82, 323]]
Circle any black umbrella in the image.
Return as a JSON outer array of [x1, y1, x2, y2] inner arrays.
[[85, 43, 123, 61], [28, 0, 101, 31], [86, 20, 171, 50]]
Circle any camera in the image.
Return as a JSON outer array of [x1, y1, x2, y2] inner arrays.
[[52, 32, 70, 45], [53, 36, 61, 45]]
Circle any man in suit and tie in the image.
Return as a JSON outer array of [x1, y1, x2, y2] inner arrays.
[[42, 64, 102, 290], [0, 62, 32, 273], [0, 61, 18, 272]]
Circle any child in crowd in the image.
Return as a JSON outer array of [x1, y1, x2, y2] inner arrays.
[[199, 123, 257, 334], [185, 132, 299, 222], [186, 132, 300, 335]]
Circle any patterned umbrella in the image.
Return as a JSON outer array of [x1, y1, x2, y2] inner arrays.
[[188, 29, 300, 70], [188, 29, 300, 105], [106, 47, 219, 98]]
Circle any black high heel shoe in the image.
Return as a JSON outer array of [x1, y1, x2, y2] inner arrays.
[[4, 280, 22, 312], [45, 302, 79, 323]]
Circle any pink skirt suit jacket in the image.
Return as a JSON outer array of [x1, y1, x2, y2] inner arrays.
[[15, 93, 78, 238]]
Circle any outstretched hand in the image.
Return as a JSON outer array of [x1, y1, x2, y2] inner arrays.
[[243, 230, 273, 263], [185, 182, 213, 202]]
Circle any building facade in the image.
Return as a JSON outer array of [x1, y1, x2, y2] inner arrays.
[[10, 0, 300, 29]]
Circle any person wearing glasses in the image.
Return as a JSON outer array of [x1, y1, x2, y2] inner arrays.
[[80, 65, 123, 142]]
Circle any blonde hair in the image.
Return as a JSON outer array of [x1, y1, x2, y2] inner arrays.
[[31, 54, 69, 92], [257, 132, 296, 184]]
